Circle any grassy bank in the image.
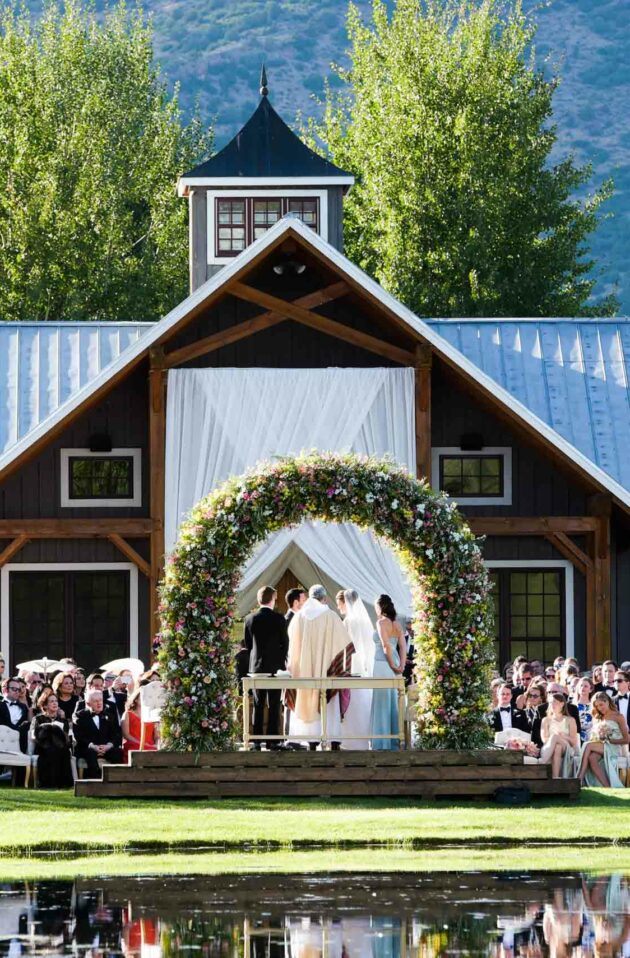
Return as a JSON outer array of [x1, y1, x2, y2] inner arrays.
[[1, 788, 630, 857], [3, 845, 630, 880]]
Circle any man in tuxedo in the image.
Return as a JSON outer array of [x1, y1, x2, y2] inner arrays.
[[73, 673, 120, 727], [73, 690, 123, 778], [510, 663, 533, 704], [593, 660, 617, 697], [490, 683, 530, 734], [285, 587, 307, 626], [0, 676, 30, 751], [613, 670, 630, 724], [244, 585, 290, 749], [533, 683, 581, 746]]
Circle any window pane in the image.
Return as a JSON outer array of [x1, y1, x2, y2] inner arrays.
[[528, 616, 544, 637], [510, 573, 527, 593], [442, 458, 461, 477], [544, 594, 561, 615], [527, 641, 544, 662], [544, 616, 561, 637], [527, 573, 544, 593], [69, 457, 133, 500], [462, 475, 480, 494], [544, 640, 561, 662], [482, 459, 501, 476], [511, 616, 527, 637], [544, 572, 561, 593], [510, 641, 527, 659], [527, 595, 544, 616], [480, 476, 501, 494], [510, 594, 526, 615], [462, 459, 480, 477]]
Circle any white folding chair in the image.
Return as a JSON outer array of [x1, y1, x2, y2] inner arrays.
[[0, 726, 34, 786], [139, 681, 167, 749]]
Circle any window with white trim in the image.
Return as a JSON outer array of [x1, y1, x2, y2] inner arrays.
[[431, 447, 512, 505], [213, 195, 320, 258], [60, 449, 142, 507]]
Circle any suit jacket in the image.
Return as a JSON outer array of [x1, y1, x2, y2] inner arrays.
[[593, 683, 616, 698], [613, 694, 630, 722], [490, 706, 530, 734], [73, 709, 122, 755], [244, 607, 289, 674], [534, 701, 581, 747], [0, 699, 29, 731]]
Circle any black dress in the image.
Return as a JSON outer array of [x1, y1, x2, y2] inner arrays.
[[31, 714, 74, 788]]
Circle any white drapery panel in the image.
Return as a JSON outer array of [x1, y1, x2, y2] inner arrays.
[[165, 368, 415, 614]]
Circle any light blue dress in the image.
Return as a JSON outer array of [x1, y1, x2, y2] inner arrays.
[[370, 629, 400, 750], [581, 719, 625, 787]]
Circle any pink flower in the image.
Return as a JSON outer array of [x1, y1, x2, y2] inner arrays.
[[183, 696, 193, 707]]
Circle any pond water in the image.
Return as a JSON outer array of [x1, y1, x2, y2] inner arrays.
[[1, 873, 629, 958]]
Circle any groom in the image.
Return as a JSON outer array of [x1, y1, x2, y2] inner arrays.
[[244, 586, 289, 749]]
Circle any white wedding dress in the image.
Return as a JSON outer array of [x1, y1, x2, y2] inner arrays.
[[340, 591, 375, 750]]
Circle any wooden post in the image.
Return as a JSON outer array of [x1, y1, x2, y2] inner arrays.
[[415, 343, 432, 482], [149, 347, 166, 644], [588, 495, 612, 662]]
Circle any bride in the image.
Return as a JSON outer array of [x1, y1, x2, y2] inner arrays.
[[336, 589, 375, 750]]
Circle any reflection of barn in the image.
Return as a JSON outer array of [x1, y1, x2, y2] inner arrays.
[[2, 75, 630, 672]]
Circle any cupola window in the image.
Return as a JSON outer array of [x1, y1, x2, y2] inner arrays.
[[217, 200, 246, 253], [214, 195, 320, 257]]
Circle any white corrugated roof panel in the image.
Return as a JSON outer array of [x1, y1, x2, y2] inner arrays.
[[0, 323, 153, 456], [426, 318, 630, 491]]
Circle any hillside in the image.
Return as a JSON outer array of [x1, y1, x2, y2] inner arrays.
[[31, 0, 630, 312]]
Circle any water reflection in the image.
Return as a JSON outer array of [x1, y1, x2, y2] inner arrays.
[[1, 874, 630, 958]]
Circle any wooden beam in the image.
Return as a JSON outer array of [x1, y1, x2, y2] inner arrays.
[[415, 343, 432, 481], [149, 347, 166, 642], [544, 532, 593, 577], [467, 516, 599, 536], [593, 514, 611, 662], [108, 534, 151, 578], [0, 519, 152, 537], [0, 535, 29, 568], [164, 281, 349, 369], [229, 281, 416, 366]]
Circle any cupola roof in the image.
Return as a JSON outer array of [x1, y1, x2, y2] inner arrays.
[[178, 70, 354, 194]]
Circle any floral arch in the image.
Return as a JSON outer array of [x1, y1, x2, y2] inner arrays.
[[157, 452, 494, 751]]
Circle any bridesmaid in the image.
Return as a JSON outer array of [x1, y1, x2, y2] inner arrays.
[[370, 594, 406, 750]]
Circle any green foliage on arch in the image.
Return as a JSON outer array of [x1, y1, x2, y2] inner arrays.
[[157, 452, 494, 751]]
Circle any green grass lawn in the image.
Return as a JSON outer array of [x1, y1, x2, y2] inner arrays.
[[2, 787, 630, 858]]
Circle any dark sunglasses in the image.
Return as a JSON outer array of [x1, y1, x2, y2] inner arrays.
[[614, 677, 628, 683]]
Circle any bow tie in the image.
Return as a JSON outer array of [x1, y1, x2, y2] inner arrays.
[[618, 694, 628, 701], [500, 707, 511, 712]]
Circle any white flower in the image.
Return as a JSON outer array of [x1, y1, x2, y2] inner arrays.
[[366, 493, 375, 503], [391, 499, 399, 509]]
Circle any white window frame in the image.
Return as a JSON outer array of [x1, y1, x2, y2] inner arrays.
[[432, 446, 512, 506], [484, 559, 574, 659], [206, 189, 329, 264], [60, 448, 142, 508], [1, 562, 139, 670]]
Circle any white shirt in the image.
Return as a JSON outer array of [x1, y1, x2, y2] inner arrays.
[[498, 706, 513, 730], [91, 714, 100, 729], [3, 699, 22, 725], [617, 694, 629, 721]]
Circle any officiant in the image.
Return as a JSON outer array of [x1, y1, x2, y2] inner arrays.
[[286, 584, 355, 750]]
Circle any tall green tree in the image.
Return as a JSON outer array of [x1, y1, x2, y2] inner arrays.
[[308, 0, 617, 317], [0, 1, 212, 321]]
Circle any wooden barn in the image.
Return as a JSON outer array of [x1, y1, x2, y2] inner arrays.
[[1, 79, 629, 674]]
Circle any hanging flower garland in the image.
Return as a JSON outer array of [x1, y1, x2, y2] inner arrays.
[[157, 451, 494, 751]]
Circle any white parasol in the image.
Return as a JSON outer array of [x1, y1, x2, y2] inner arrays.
[[100, 657, 145, 677], [15, 658, 64, 675]]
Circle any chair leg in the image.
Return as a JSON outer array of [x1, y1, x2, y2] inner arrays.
[[24, 764, 31, 789]]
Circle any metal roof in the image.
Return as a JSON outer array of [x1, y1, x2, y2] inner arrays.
[[180, 95, 354, 185], [0, 220, 629, 513], [0, 322, 152, 455], [426, 319, 630, 491]]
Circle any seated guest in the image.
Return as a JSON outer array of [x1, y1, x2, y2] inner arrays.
[[539, 692, 579, 779], [0, 676, 30, 751], [578, 691, 629, 787], [74, 670, 87, 700], [593, 659, 617, 697], [490, 677, 504, 710], [535, 683, 581, 739], [30, 688, 73, 788], [511, 662, 534, 704], [122, 688, 157, 760], [613, 670, 630, 724], [490, 683, 530, 734], [103, 671, 127, 719], [73, 690, 123, 778], [52, 672, 79, 722], [15, 677, 33, 721], [74, 673, 120, 726], [572, 677, 594, 743], [522, 686, 544, 729]]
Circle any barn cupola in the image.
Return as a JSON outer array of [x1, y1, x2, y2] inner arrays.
[[177, 67, 355, 292]]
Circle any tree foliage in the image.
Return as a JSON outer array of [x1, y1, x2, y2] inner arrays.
[[0, 0, 212, 321], [308, 0, 617, 317]]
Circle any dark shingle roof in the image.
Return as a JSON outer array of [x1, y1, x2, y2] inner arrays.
[[182, 96, 353, 181]]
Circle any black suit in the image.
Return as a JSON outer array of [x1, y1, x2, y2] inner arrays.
[[244, 607, 289, 747], [613, 693, 630, 724], [0, 699, 30, 751], [593, 683, 616, 698], [285, 609, 295, 626], [490, 706, 531, 734], [73, 709, 123, 778], [532, 701, 581, 748]]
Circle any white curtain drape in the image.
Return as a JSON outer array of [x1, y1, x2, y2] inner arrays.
[[165, 368, 416, 614]]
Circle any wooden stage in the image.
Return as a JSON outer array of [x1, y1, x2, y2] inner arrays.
[[75, 748, 580, 800]]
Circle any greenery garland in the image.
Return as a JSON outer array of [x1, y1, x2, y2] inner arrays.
[[157, 452, 494, 751]]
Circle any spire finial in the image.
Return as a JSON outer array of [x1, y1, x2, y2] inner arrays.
[[260, 64, 269, 97]]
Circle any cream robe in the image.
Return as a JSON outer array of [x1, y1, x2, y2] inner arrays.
[[288, 599, 352, 723]]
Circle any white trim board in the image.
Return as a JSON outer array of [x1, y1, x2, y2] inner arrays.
[[432, 446, 512, 506], [60, 448, 142, 508], [1, 562, 139, 671], [206, 189, 328, 265], [484, 559, 575, 659], [178, 175, 354, 194], [1, 216, 629, 515]]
